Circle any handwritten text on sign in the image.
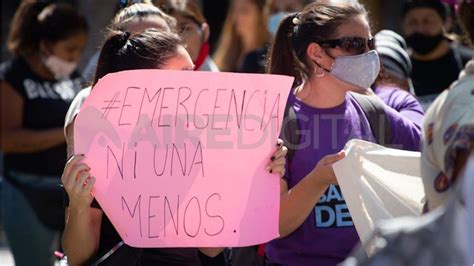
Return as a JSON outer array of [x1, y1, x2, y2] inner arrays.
[[74, 70, 293, 247]]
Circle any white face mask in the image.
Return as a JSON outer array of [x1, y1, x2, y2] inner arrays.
[[42, 55, 77, 80], [317, 50, 381, 89], [331, 50, 380, 89]]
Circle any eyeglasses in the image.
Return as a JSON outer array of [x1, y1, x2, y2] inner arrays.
[[318, 37, 375, 55]]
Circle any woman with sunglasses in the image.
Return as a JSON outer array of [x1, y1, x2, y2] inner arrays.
[[265, 2, 422, 265]]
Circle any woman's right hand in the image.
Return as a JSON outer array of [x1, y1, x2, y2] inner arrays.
[[61, 155, 95, 210], [310, 150, 346, 186]]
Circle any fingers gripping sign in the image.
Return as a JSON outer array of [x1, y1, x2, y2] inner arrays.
[[266, 139, 288, 178], [62, 154, 96, 209]]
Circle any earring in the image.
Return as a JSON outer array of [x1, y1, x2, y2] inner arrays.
[[314, 63, 326, 78]]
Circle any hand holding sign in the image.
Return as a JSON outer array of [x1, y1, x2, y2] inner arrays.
[[74, 70, 293, 247], [61, 155, 95, 210]]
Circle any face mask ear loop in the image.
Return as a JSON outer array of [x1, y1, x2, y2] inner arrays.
[[311, 46, 336, 77], [312, 56, 333, 78]]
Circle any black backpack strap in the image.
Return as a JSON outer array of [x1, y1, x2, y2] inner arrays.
[[350, 92, 392, 146], [280, 99, 301, 169], [281, 92, 392, 166]]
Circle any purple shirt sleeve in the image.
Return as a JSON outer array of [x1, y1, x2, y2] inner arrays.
[[384, 102, 422, 151], [375, 86, 424, 130]]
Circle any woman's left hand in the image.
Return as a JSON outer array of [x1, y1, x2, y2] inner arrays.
[[266, 139, 288, 178]]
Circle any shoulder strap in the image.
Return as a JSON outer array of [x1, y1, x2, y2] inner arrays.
[[280, 99, 300, 169], [452, 46, 464, 72], [281, 92, 393, 164], [350, 92, 392, 146]]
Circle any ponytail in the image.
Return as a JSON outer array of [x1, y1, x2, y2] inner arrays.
[[7, 0, 48, 56], [267, 13, 306, 85], [93, 29, 182, 86], [93, 31, 132, 85]]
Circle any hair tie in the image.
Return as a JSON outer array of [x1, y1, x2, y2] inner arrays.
[[291, 13, 300, 37], [292, 13, 300, 25], [123, 31, 131, 40], [112, 31, 131, 52], [121, 31, 131, 48]]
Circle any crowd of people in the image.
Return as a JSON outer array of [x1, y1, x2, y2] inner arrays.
[[0, 0, 472, 265]]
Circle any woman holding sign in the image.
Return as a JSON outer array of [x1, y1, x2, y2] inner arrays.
[[61, 29, 287, 265], [265, 2, 422, 265]]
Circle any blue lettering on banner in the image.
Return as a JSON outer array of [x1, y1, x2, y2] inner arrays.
[[315, 185, 353, 228]]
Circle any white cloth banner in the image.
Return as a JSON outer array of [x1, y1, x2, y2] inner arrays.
[[333, 139, 425, 254]]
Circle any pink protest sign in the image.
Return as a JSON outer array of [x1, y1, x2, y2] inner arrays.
[[74, 70, 293, 247]]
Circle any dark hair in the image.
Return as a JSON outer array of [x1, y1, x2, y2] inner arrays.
[[458, 1, 473, 46], [93, 29, 182, 85], [7, 0, 88, 57], [401, 0, 449, 21], [267, 1, 367, 85], [155, 0, 207, 25], [112, 3, 176, 31]]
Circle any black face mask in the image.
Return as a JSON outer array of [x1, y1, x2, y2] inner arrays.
[[406, 32, 444, 55]]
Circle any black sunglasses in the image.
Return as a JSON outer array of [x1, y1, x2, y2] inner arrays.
[[318, 37, 375, 55]]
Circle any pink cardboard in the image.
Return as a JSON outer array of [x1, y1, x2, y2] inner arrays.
[[74, 69, 293, 247]]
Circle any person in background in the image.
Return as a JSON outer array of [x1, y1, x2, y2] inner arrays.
[[65, 3, 176, 158], [82, 1, 175, 82], [238, 0, 307, 75], [268, 0, 305, 13], [0, 1, 88, 265], [265, 1, 421, 265], [154, 0, 219, 71], [441, 0, 472, 48], [373, 29, 414, 93], [213, 0, 270, 72], [371, 29, 425, 128], [401, 0, 473, 107], [266, 0, 306, 37], [456, 0, 474, 46], [200, 0, 231, 52]]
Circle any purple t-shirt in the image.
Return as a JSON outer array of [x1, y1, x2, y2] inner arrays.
[[374, 86, 424, 130], [266, 92, 421, 266]]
